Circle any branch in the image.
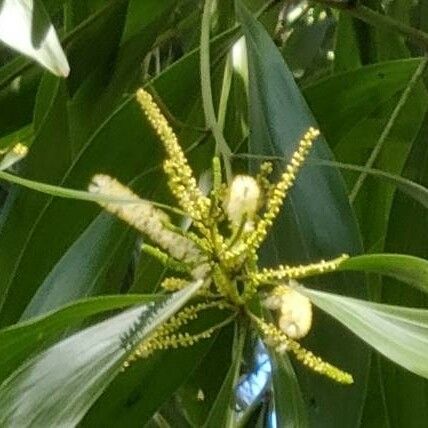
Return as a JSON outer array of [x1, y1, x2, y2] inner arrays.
[[312, 1, 428, 50]]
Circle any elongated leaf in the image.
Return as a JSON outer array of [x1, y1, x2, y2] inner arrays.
[[237, 2, 369, 426], [0, 280, 203, 426], [176, 327, 234, 427], [339, 254, 428, 294], [204, 322, 245, 428], [21, 214, 135, 319], [0, 0, 69, 76], [270, 352, 309, 428], [302, 288, 428, 380], [304, 58, 423, 144], [82, 309, 230, 426], [380, 110, 428, 428], [0, 294, 159, 383]]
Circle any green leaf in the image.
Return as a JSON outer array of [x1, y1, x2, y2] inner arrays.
[[21, 213, 136, 319], [262, 308, 308, 428], [302, 287, 428, 380], [339, 253, 428, 295], [237, 2, 369, 426], [304, 58, 423, 145], [0, 280, 203, 426], [204, 322, 245, 428], [379, 112, 428, 427], [0, 294, 158, 384], [82, 308, 232, 426], [0, 74, 73, 326], [270, 352, 309, 428], [177, 327, 234, 427], [313, 160, 428, 211], [0, 0, 69, 76]]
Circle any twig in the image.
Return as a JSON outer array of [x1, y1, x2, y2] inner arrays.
[[312, 1, 428, 50]]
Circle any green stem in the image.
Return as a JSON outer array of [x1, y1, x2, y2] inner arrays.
[[313, 1, 428, 49], [200, 0, 233, 182], [350, 55, 428, 201]]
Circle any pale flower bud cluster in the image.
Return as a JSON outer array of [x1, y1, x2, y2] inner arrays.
[[263, 281, 312, 339], [225, 175, 261, 230], [89, 174, 201, 263]]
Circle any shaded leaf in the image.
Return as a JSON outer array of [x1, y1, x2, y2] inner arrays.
[[237, 2, 369, 426]]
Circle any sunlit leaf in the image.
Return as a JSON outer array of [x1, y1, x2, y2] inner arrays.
[[339, 253, 428, 294], [302, 288, 428, 379], [0, 0, 69, 76], [0, 281, 203, 426]]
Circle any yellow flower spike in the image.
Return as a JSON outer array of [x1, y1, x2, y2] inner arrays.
[[224, 127, 320, 262], [160, 277, 189, 291], [250, 254, 349, 285], [123, 301, 233, 368], [135, 89, 211, 222], [251, 315, 353, 384], [12, 142, 28, 157]]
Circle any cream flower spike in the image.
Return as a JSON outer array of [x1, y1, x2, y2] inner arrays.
[[89, 174, 200, 263]]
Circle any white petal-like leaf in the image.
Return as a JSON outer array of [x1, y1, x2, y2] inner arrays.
[[0, 0, 69, 76]]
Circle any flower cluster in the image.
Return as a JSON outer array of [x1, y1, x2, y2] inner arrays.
[[89, 88, 352, 384]]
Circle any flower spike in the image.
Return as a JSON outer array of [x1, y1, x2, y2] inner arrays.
[[89, 174, 200, 263], [224, 127, 319, 262], [136, 89, 211, 223], [251, 314, 353, 384]]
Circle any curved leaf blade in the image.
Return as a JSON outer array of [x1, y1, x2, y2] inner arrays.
[[339, 253, 428, 294], [0, 0, 69, 76], [0, 294, 158, 384], [0, 281, 203, 427], [236, 2, 369, 426], [303, 288, 428, 380]]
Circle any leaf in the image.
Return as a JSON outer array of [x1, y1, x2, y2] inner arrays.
[[0, 74, 73, 326], [270, 352, 309, 428], [303, 58, 423, 144], [0, 280, 203, 426], [0, 294, 159, 384], [0, 0, 69, 76], [333, 14, 361, 73], [176, 327, 234, 427], [302, 287, 428, 380], [204, 322, 245, 428], [82, 308, 232, 426], [339, 253, 428, 295], [21, 214, 135, 319], [379, 111, 428, 427], [237, 2, 369, 426]]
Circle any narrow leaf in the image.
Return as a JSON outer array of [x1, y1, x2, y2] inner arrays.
[[0, 281, 203, 426], [0, 294, 158, 383], [302, 288, 428, 380], [0, 0, 69, 76], [339, 254, 428, 294]]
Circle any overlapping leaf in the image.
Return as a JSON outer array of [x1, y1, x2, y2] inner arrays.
[[0, 281, 203, 426]]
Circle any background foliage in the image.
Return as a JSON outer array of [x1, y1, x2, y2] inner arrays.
[[0, 0, 427, 426]]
